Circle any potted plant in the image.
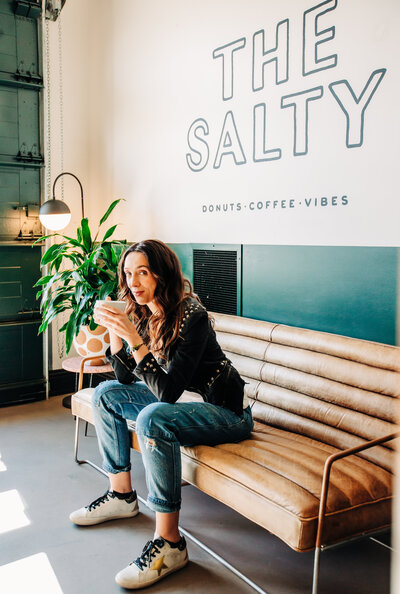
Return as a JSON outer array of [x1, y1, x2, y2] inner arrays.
[[34, 199, 127, 361]]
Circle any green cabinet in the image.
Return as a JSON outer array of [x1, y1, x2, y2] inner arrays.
[[0, 245, 41, 321], [0, 0, 44, 405], [0, 320, 42, 383]]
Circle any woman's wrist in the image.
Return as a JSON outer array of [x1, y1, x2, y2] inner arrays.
[[109, 332, 123, 355], [126, 333, 142, 350], [129, 341, 144, 352], [129, 341, 148, 364]]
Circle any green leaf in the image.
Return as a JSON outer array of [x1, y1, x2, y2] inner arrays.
[[51, 292, 69, 308], [74, 282, 84, 304], [76, 292, 94, 315], [112, 241, 127, 266], [80, 218, 92, 252], [60, 235, 84, 249], [101, 224, 118, 243], [65, 316, 77, 353], [53, 255, 63, 272], [38, 304, 70, 334], [32, 233, 60, 246], [99, 198, 124, 226], [38, 320, 48, 334], [98, 280, 116, 300], [40, 243, 66, 266], [89, 316, 97, 331], [33, 274, 53, 287]]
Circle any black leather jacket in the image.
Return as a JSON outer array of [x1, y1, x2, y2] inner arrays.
[[106, 297, 245, 416]]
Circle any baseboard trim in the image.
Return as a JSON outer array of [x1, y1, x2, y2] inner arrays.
[[49, 369, 114, 397]]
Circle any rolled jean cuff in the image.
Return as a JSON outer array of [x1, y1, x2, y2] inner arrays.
[[147, 495, 181, 513], [102, 461, 132, 474]]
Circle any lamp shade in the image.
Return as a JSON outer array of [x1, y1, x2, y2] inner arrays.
[[39, 199, 72, 231]]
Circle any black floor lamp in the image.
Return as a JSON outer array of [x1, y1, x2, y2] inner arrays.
[[39, 172, 85, 408]]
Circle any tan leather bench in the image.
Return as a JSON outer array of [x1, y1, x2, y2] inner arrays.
[[71, 313, 399, 593]]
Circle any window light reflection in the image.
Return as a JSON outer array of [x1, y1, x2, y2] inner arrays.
[[0, 452, 6, 471], [0, 553, 63, 593], [0, 489, 30, 535]]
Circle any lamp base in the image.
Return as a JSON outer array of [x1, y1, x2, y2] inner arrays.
[[62, 395, 71, 409]]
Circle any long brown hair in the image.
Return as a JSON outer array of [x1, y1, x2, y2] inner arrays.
[[119, 239, 197, 358]]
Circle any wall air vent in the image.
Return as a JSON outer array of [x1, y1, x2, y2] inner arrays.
[[193, 248, 240, 315]]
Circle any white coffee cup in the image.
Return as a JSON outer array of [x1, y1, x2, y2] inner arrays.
[[95, 300, 126, 312]]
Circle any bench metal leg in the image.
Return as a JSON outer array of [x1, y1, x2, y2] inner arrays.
[[72, 414, 267, 594], [369, 536, 394, 552], [312, 546, 321, 594], [177, 524, 268, 594], [74, 416, 107, 476]]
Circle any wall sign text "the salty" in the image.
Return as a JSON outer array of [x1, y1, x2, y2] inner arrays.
[[186, 0, 386, 172]]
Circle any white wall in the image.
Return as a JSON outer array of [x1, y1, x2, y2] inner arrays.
[[46, 1, 118, 366], [48, 0, 400, 247]]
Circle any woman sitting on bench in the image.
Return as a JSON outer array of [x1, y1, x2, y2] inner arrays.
[[69, 239, 253, 590]]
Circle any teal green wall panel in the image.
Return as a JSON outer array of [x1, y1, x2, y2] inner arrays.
[[171, 243, 398, 346], [168, 243, 194, 284], [242, 246, 397, 345]]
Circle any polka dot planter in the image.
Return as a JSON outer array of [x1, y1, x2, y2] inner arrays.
[[73, 324, 110, 366]]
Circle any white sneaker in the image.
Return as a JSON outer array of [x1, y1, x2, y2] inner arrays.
[[69, 490, 139, 526], [115, 536, 188, 589]]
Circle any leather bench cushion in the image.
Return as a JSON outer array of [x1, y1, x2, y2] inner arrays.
[[181, 422, 392, 552], [72, 390, 392, 552]]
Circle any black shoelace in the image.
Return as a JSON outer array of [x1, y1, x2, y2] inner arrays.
[[132, 539, 164, 571], [86, 490, 112, 511]]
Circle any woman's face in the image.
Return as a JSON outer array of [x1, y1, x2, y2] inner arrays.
[[123, 251, 158, 312]]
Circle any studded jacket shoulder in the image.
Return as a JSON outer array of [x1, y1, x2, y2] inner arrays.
[[106, 296, 245, 415]]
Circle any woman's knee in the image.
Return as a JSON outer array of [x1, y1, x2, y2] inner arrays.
[[135, 402, 170, 434], [92, 380, 122, 409]]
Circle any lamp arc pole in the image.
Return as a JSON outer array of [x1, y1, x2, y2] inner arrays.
[[52, 171, 85, 219]]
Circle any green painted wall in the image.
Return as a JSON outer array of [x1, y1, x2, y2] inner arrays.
[[170, 243, 398, 346], [242, 245, 397, 345], [169, 243, 193, 283]]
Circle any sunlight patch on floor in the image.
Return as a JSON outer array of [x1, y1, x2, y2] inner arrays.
[[0, 552, 63, 593], [0, 489, 30, 535], [0, 451, 6, 471]]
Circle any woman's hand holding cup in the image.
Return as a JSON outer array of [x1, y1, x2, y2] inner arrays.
[[94, 298, 140, 345]]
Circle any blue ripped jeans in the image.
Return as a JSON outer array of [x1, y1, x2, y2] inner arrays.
[[91, 380, 253, 513]]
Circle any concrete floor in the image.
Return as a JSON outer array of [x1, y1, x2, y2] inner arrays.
[[0, 396, 392, 594]]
